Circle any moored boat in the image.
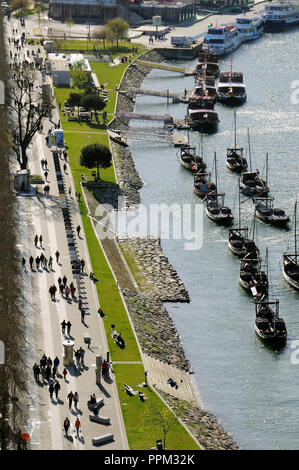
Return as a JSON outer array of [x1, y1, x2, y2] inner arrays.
[[193, 172, 216, 198], [282, 201, 299, 290], [254, 299, 287, 344], [206, 193, 234, 226], [235, 14, 264, 41], [203, 25, 241, 56], [179, 145, 207, 172], [239, 256, 268, 298], [217, 64, 246, 106], [253, 197, 289, 226], [226, 110, 248, 173], [262, 1, 299, 32], [187, 96, 219, 133]]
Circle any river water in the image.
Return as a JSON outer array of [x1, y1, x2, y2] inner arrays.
[[127, 31, 299, 449]]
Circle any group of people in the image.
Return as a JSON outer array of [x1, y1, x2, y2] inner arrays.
[[63, 416, 81, 438], [33, 354, 60, 384], [74, 347, 86, 368]]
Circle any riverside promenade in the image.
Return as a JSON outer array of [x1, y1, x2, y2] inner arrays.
[[6, 18, 128, 449]]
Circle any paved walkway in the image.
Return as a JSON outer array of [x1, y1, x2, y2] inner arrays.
[[6, 17, 128, 450]]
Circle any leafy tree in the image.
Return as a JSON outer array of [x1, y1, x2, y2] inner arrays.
[[53, 38, 64, 54], [70, 69, 89, 89], [80, 143, 112, 180], [80, 93, 105, 122], [93, 26, 113, 50], [11, 0, 30, 14], [67, 92, 82, 115], [106, 18, 129, 48], [7, 67, 52, 169], [144, 404, 177, 450]]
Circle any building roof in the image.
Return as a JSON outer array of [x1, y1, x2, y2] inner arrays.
[[51, 59, 70, 72]]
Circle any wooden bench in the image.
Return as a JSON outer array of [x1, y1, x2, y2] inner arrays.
[[89, 414, 110, 424], [92, 433, 114, 446], [84, 333, 91, 346], [124, 384, 136, 395], [89, 397, 104, 410]]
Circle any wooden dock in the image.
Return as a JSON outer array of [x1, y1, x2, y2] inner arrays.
[[117, 111, 173, 124], [136, 60, 196, 76]]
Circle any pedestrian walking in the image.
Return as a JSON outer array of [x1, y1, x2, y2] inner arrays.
[[54, 381, 60, 400], [39, 234, 43, 248], [77, 193, 81, 202], [53, 356, 60, 371], [44, 159, 48, 170], [66, 321, 72, 336], [21, 257, 26, 270], [52, 284, 57, 299], [78, 296, 83, 310], [40, 354, 47, 370], [34, 234, 38, 247], [63, 417, 70, 436], [65, 286, 71, 300], [35, 256, 40, 270], [74, 349, 80, 368], [48, 256, 53, 270], [67, 391, 74, 409], [55, 250, 60, 263], [52, 365, 57, 380], [47, 357, 52, 367], [58, 277, 62, 286], [33, 363, 38, 381], [62, 275, 67, 287], [79, 347, 85, 366], [40, 253, 44, 264], [49, 383, 54, 400], [76, 225, 81, 237], [61, 319, 66, 335], [75, 418, 81, 438], [74, 392, 79, 410], [35, 365, 40, 382], [44, 170, 48, 181], [49, 285, 54, 300], [59, 283, 64, 295], [43, 257, 48, 270], [80, 309, 85, 324], [70, 283, 76, 299], [29, 255, 34, 270], [80, 259, 85, 273], [45, 365, 51, 382], [63, 368, 68, 381]]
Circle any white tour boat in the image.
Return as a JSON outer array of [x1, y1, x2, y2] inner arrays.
[[235, 14, 264, 41], [262, 1, 299, 31], [202, 25, 241, 56]]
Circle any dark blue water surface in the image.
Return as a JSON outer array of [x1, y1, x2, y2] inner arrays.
[[128, 31, 299, 449]]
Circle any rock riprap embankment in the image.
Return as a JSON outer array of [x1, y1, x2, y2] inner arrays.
[[119, 237, 190, 302], [121, 288, 190, 371]]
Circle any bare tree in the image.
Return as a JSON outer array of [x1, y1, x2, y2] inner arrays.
[[6, 67, 52, 170]]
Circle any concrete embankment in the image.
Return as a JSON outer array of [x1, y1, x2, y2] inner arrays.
[[102, 51, 238, 449]]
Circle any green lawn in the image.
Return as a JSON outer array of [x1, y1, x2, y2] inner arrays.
[[114, 364, 199, 450], [54, 52, 200, 450]]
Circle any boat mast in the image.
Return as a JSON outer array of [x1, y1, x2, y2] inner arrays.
[[238, 177, 241, 228], [234, 109, 237, 149], [201, 133, 204, 161], [295, 200, 298, 261], [265, 153, 268, 189], [214, 151, 217, 190], [247, 127, 252, 172]]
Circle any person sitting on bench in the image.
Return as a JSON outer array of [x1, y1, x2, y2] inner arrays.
[[87, 394, 97, 409], [116, 332, 125, 348]]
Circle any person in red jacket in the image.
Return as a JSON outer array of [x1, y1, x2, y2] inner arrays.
[[75, 417, 81, 438]]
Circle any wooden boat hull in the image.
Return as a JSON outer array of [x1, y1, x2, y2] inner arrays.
[[254, 323, 287, 343], [206, 209, 234, 226], [188, 119, 219, 134], [226, 159, 248, 173], [282, 264, 299, 291], [217, 94, 247, 106], [255, 211, 289, 226]]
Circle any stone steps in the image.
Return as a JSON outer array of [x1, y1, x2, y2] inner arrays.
[[142, 354, 199, 404]]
